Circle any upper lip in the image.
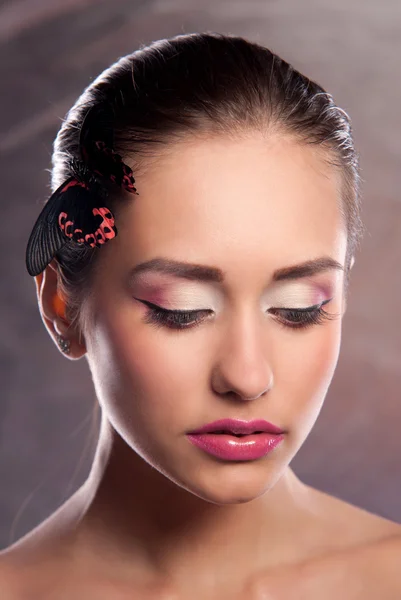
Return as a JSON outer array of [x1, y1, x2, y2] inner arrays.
[[188, 418, 284, 435]]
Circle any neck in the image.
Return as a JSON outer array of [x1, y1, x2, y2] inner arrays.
[[72, 413, 314, 591]]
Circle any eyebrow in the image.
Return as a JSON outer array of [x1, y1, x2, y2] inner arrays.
[[129, 256, 344, 284]]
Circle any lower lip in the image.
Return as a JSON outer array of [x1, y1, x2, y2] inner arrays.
[[186, 432, 284, 461]]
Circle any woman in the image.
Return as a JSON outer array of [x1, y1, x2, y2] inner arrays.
[[1, 31, 400, 598]]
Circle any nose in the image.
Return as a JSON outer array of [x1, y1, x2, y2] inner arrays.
[[211, 315, 274, 402]]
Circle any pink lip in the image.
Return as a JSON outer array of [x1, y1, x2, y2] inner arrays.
[[186, 432, 284, 461], [188, 418, 284, 435], [186, 419, 285, 461]]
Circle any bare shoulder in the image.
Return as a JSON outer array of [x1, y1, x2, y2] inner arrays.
[[295, 486, 401, 598], [0, 549, 78, 600], [303, 483, 401, 544], [352, 532, 401, 577], [0, 558, 25, 599], [0, 526, 73, 599], [0, 487, 89, 598], [255, 528, 401, 599], [296, 532, 401, 599]]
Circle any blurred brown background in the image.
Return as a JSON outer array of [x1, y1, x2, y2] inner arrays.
[[1, 0, 400, 550]]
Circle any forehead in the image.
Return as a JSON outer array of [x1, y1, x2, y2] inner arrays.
[[109, 133, 346, 283]]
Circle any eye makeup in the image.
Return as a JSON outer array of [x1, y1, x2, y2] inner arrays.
[[130, 271, 335, 311], [129, 276, 224, 312], [135, 297, 338, 332], [129, 274, 339, 332], [260, 279, 334, 310]]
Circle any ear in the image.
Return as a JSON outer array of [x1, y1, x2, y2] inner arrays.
[[34, 260, 87, 360]]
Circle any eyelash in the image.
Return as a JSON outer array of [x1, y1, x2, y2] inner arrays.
[[137, 298, 339, 332]]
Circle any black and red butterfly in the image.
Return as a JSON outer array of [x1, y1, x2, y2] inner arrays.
[[25, 102, 139, 277], [25, 176, 118, 277]]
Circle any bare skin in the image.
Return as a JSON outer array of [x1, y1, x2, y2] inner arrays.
[[2, 132, 401, 598]]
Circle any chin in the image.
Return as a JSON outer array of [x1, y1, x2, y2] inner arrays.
[[161, 458, 285, 506]]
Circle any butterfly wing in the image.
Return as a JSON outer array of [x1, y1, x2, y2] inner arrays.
[[67, 190, 117, 248], [26, 177, 116, 277], [26, 177, 77, 276]]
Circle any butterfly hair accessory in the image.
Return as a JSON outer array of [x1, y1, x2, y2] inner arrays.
[[25, 103, 139, 277]]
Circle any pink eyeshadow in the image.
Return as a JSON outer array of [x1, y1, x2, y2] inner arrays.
[[311, 281, 335, 304], [130, 277, 173, 306]]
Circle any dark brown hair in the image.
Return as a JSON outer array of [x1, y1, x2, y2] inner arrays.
[[50, 31, 364, 336]]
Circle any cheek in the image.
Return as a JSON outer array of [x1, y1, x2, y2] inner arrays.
[[278, 321, 342, 429], [87, 309, 200, 434]]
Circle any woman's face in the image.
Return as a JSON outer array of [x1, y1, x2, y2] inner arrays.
[[84, 133, 347, 504]]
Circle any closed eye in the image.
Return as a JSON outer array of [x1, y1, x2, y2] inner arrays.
[[135, 297, 339, 332]]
